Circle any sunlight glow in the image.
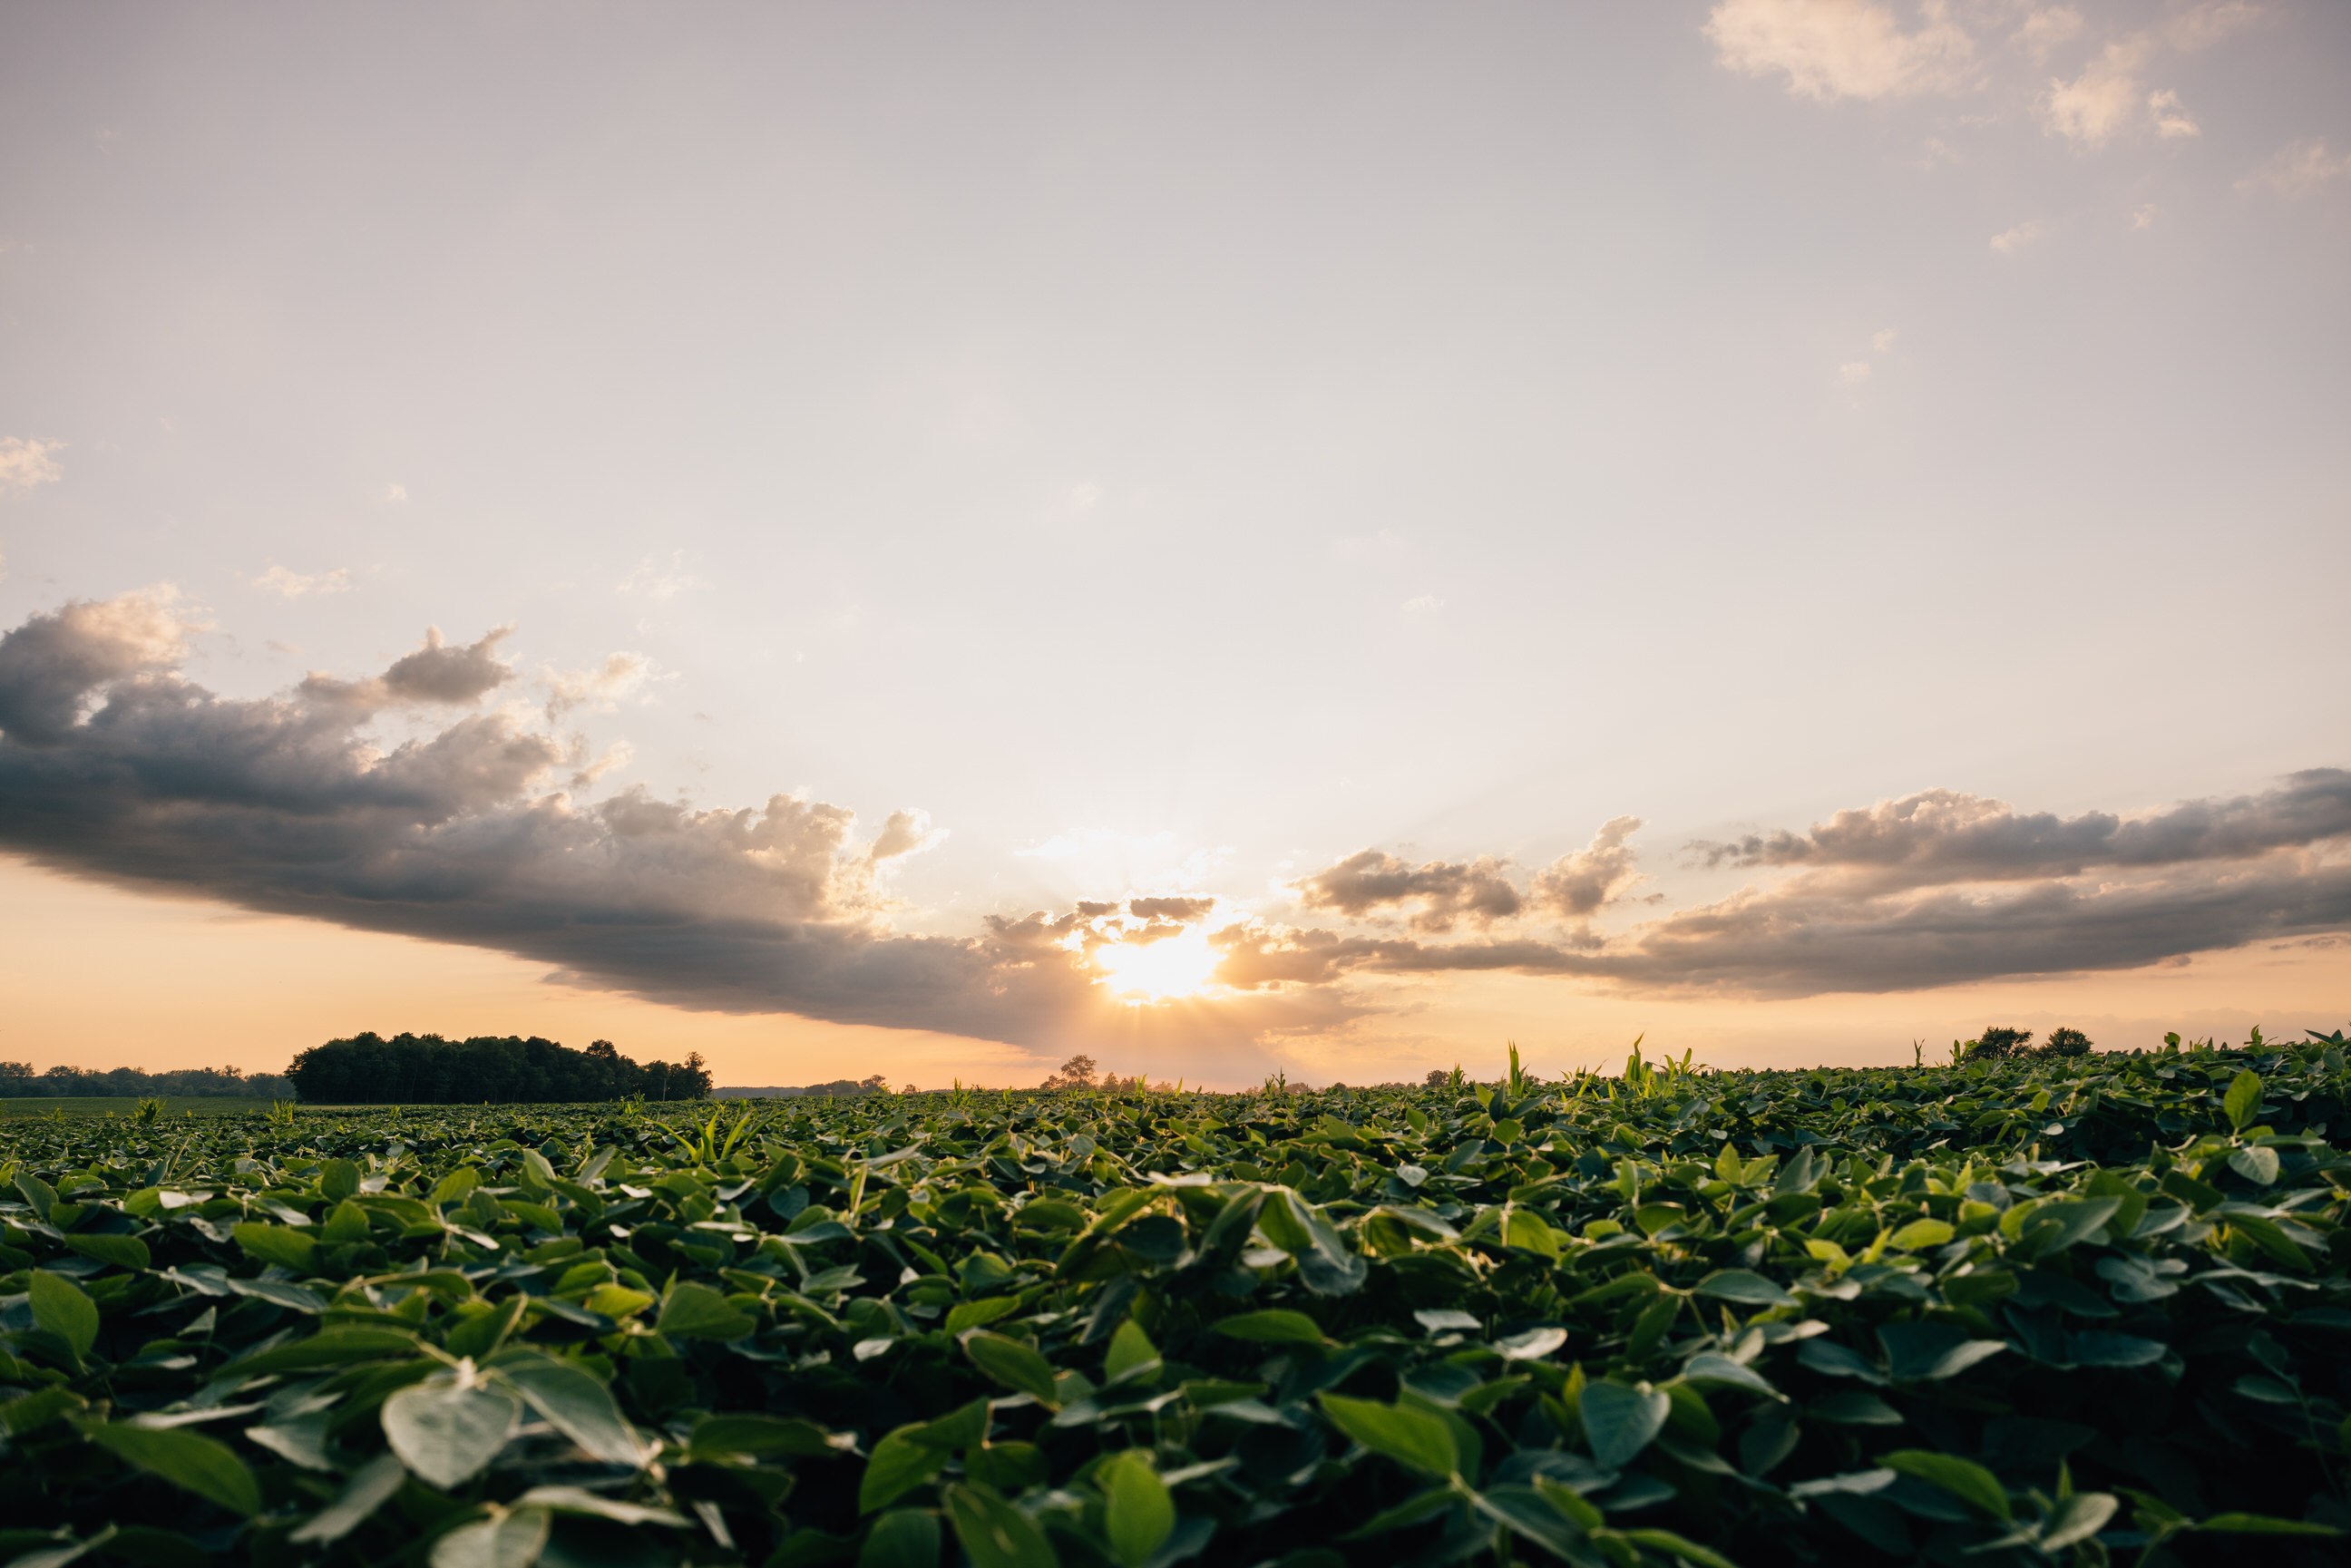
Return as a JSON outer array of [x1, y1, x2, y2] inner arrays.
[[1092, 926, 1220, 1002]]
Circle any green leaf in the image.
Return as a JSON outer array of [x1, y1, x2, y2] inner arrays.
[[511, 1486, 688, 1526], [1887, 1219, 1954, 1251], [943, 1297, 1021, 1336], [963, 1331, 1060, 1402], [428, 1505, 550, 1568], [443, 1296, 526, 1360], [2197, 1514, 2342, 1536], [1211, 1310, 1326, 1344], [942, 1484, 1057, 1568], [861, 1428, 951, 1514], [654, 1280, 755, 1341], [231, 1222, 318, 1273], [1319, 1393, 1458, 1478], [222, 1327, 419, 1378], [320, 1158, 362, 1202], [2042, 1494, 2119, 1551], [913, 1398, 993, 1452], [16, 1171, 57, 1221], [2017, 1197, 2122, 1259], [1607, 1527, 1741, 1568], [2223, 1069, 2263, 1131], [486, 1349, 647, 1467], [86, 1422, 263, 1516], [0, 1388, 89, 1434], [1579, 1380, 1670, 1470], [60, 1232, 151, 1271], [1105, 1319, 1160, 1384], [288, 1452, 408, 1544], [692, 1414, 844, 1458], [1693, 1270, 1797, 1307], [320, 1199, 373, 1243], [858, 1510, 942, 1568], [1882, 1449, 2011, 1521], [29, 1271, 100, 1362], [1677, 1353, 1782, 1400], [1101, 1451, 1176, 1568], [2229, 1144, 2281, 1186], [382, 1378, 522, 1489]]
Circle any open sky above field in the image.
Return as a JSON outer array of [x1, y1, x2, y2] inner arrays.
[[1, 1, 2346, 1089]]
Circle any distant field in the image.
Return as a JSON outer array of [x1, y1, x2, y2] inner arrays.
[[0, 1096, 282, 1117]]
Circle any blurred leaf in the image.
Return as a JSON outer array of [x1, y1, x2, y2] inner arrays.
[[2223, 1070, 2263, 1132], [288, 1452, 408, 1544], [654, 1281, 755, 1341], [1882, 1450, 2011, 1521], [29, 1271, 99, 1362], [858, 1509, 941, 1568], [85, 1422, 262, 1517], [1211, 1310, 1325, 1345], [1101, 1451, 1176, 1568], [1319, 1394, 1458, 1477], [963, 1332, 1059, 1403], [1580, 1381, 1671, 1470], [942, 1484, 1057, 1568], [382, 1378, 522, 1490]]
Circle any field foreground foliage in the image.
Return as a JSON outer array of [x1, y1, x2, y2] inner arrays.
[[5, 1038, 2351, 1568]]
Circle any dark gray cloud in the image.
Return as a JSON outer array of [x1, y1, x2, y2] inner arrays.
[[1692, 774, 2351, 888], [1293, 849, 1523, 931], [0, 594, 1346, 1063], [300, 626, 516, 710], [7, 594, 2344, 1035], [1233, 779, 2351, 998]]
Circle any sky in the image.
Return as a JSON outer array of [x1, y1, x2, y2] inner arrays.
[[1, 0, 2346, 1090]]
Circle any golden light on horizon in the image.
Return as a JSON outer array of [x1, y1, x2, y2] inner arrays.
[[1091, 925, 1221, 1003]]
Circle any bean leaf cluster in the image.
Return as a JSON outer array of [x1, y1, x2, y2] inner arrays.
[[5, 1035, 2351, 1568]]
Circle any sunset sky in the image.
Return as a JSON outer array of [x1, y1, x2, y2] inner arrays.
[[2, 1, 2346, 1090]]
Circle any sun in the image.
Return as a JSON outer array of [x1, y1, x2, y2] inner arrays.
[[1092, 926, 1220, 1002]]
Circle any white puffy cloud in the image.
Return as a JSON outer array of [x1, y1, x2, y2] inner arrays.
[[252, 565, 354, 599], [2238, 139, 2351, 199], [1989, 220, 2041, 253], [0, 437, 64, 492], [1706, 0, 1974, 101]]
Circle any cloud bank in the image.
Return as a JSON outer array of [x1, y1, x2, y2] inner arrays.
[[1, 595, 2345, 1055]]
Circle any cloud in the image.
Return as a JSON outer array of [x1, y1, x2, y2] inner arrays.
[[1872, 328, 1898, 352], [1401, 595, 1446, 618], [252, 565, 353, 599], [5, 596, 2342, 1044], [0, 437, 64, 492], [2239, 139, 2351, 199], [619, 553, 697, 600], [1690, 774, 2351, 888], [1705, 0, 1973, 102], [1529, 816, 1646, 917], [385, 483, 407, 503], [2011, 6, 2084, 60], [2132, 203, 2160, 229], [1839, 362, 1871, 384], [543, 650, 654, 722], [1225, 773, 2351, 998], [1990, 220, 2041, 253], [298, 625, 516, 711], [1293, 849, 1524, 933], [0, 594, 1343, 1066]]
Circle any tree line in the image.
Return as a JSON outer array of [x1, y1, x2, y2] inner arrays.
[[282, 1033, 712, 1105], [0, 1063, 298, 1099]]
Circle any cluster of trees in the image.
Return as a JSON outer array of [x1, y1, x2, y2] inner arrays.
[[714, 1076, 892, 1098], [282, 1033, 711, 1105], [0, 1062, 298, 1098], [1037, 1055, 1170, 1093], [1964, 1025, 2094, 1063]]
